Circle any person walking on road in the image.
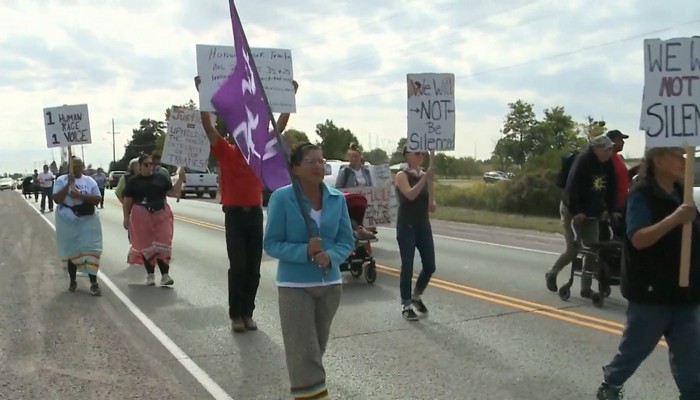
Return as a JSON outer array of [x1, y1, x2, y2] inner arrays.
[[197, 76, 298, 333], [115, 158, 140, 204], [122, 155, 185, 287], [545, 135, 618, 297], [264, 143, 354, 400], [52, 157, 103, 296], [37, 164, 55, 213], [31, 170, 40, 202], [395, 147, 437, 321], [92, 167, 107, 209], [596, 147, 700, 400]]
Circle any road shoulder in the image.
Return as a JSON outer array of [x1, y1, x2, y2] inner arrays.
[[0, 192, 208, 399]]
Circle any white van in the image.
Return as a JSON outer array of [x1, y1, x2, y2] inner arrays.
[[324, 160, 348, 188]]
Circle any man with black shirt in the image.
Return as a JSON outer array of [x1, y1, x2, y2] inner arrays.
[[546, 135, 619, 297]]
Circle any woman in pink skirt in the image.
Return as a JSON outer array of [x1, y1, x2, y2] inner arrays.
[[122, 154, 185, 286]]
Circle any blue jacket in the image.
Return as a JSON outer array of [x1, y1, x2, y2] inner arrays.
[[264, 183, 354, 285]]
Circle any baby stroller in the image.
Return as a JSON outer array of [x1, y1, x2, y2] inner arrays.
[[339, 192, 378, 284], [557, 217, 623, 308]]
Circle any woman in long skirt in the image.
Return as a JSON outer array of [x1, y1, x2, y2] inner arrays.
[[122, 154, 185, 286], [52, 157, 103, 296]]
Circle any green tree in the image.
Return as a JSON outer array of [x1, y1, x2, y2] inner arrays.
[[577, 116, 607, 138], [282, 129, 310, 147], [111, 118, 166, 171], [363, 148, 389, 165], [500, 100, 538, 166], [315, 120, 360, 160], [390, 138, 408, 164]]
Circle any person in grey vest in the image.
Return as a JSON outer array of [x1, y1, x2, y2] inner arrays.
[[335, 143, 372, 189]]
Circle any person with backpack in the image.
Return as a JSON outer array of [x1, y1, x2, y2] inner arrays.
[[546, 135, 619, 296]]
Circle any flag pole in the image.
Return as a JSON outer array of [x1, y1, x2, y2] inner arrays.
[[227, 0, 315, 238]]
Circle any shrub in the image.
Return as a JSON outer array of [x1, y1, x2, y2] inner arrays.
[[435, 182, 507, 212], [434, 171, 560, 218], [500, 170, 560, 217]]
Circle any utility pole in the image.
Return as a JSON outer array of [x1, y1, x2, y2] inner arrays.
[[108, 118, 119, 170]]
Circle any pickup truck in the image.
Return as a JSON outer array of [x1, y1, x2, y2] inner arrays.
[[180, 167, 218, 199]]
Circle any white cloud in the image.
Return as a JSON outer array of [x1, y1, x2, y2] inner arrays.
[[0, 0, 699, 173]]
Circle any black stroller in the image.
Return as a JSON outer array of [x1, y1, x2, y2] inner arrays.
[[557, 217, 623, 308], [339, 192, 378, 284]]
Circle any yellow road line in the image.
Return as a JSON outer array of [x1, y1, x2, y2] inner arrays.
[[162, 209, 667, 348]]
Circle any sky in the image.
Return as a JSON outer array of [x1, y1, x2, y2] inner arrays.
[[1, 0, 699, 174]]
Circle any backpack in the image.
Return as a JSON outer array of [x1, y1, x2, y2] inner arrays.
[[556, 151, 579, 188]]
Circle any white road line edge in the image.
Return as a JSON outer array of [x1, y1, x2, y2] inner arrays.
[[375, 226, 559, 255], [21, 195, 232, 400]]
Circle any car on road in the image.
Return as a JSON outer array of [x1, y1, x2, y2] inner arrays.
[[0, 177, 15, 190], [108, 171, 127, 189], [179, 167, 218, 199], [483, 171, 512, 183]]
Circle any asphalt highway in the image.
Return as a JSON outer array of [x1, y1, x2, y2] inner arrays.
[[0, 189, 682, 399]]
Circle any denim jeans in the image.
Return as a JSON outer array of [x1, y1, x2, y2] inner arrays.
[[603, 302, 700, 398], [396, 220, 436, 306]]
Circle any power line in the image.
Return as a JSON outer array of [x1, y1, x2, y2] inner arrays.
[[303, 19, 700, 108], [300, 0, 546, 78]]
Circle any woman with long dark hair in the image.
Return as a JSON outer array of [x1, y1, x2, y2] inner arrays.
[[596, 147, 700, 399], [122, 154, 185, 286], [264, 143, 354, 400], [395, 146, 436, 321]]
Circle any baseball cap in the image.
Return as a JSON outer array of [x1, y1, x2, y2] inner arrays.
[[590, 135, 614, 149], [605, 130, 629, 140]]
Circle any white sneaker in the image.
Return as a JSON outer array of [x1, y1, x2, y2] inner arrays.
[[145, 274, 156, 286], [160, 274, 174, 286]]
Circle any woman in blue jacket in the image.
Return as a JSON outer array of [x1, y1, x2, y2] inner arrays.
[[264, 142, 354, 400]]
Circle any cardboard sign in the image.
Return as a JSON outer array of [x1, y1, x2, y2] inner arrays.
[[342, 164, 398, 227], [407, 73, 455, 152], [162, 107, 210, 171], [640, 37, 700, 148], [43, 104, 91, 148], [196, 44, 295, 113]]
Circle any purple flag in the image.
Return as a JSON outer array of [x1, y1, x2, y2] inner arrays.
[[211, 0, 291, 191]]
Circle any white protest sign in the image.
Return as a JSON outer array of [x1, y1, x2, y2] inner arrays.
[[196, 44, 296, 113], [43, 104, 91, 148], [162, 107, 210, 171], [406, 73, 455, 152], [640, 37, 700, 148], [343, 164, 398, 227]]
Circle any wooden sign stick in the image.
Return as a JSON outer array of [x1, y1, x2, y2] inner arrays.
[[67, 146, 73, 175], [679, 145, 695, 287], [428, 150, 435, 210]]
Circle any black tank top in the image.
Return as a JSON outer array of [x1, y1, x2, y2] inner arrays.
[[396, 168, 429, 225]]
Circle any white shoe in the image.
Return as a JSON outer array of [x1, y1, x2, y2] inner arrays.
[[145, 274, 156, 286], [160, 274, 174, 286]]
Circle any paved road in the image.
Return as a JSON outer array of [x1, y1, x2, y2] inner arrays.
[[0, 190, 682, 399]]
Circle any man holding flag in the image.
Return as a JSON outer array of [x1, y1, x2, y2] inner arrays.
[[197, 76, 297, 333]]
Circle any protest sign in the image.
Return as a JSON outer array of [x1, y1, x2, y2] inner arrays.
[[406, 73, 455, 152], [343, 164, 398, 227], [162, 107, 210, 171], [640, 37, 700, 148], [196, 44, 295, 113], [43, 104, 91, 148], [639, 37, 700, 288]]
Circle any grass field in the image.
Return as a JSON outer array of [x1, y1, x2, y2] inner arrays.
[[432, 206, 561, 233], [432, 177, 561, 233]]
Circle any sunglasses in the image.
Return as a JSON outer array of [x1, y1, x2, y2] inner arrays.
[[302, 157, 326, 165]]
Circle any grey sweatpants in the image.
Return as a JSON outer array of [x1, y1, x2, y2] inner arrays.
[[550, 202, 599, 291], [278, 285, 342, 399]]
